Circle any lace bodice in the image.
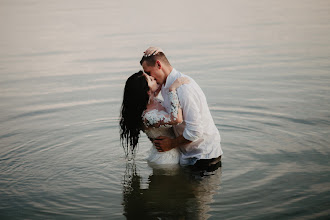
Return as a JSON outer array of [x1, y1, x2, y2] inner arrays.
[[142, 98, 180, 164], [143, 111, 176, 139], [142, 98, 176, 139]]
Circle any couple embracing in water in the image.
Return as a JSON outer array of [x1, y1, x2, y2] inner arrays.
[[120, 47, 223, 172]]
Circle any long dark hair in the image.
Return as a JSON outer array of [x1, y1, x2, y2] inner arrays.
[[120, 71, 149, 156]]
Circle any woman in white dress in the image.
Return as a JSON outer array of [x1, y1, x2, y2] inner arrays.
[[119, 70, 189, 164]]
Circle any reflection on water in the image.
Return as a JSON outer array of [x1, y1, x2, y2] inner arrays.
[[122, 162, 222, 219]]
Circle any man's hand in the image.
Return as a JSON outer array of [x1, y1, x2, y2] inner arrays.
[[153, 136, 174, 152], [153, 135, 192, 152]]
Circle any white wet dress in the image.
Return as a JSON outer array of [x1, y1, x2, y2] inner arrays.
[[142, 90, 181, 164]]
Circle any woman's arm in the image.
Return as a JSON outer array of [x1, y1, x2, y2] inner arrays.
[[168, 77, 190, 124], [143, 46, 164, 57], [143, 77, 190, 128], [169, 77, 190, 91]]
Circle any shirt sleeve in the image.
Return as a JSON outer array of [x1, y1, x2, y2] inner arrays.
[[177, 85, 203, 141]]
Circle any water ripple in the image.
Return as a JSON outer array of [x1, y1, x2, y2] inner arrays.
[[8, 99, 118, 121]]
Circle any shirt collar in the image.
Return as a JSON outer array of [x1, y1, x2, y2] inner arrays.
[[163, 68, 179, 89]]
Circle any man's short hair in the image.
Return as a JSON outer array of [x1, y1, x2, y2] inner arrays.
[[140, 52, 171, 67]]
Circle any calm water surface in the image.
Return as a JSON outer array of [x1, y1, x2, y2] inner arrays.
[[1, 0, 330, 219]]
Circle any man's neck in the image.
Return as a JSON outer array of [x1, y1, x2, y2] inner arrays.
[[162, 66, 173, 86]]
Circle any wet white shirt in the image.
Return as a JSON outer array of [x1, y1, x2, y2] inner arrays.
[[161, 68, 223, 165]]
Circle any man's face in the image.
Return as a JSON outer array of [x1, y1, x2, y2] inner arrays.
[[142, 61, 165, 85]]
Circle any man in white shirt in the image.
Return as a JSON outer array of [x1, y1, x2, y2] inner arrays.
[[140, 47, 223, 171]]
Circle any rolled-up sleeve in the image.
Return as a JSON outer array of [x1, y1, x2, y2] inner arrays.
[[177, 85, 203, 142]]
